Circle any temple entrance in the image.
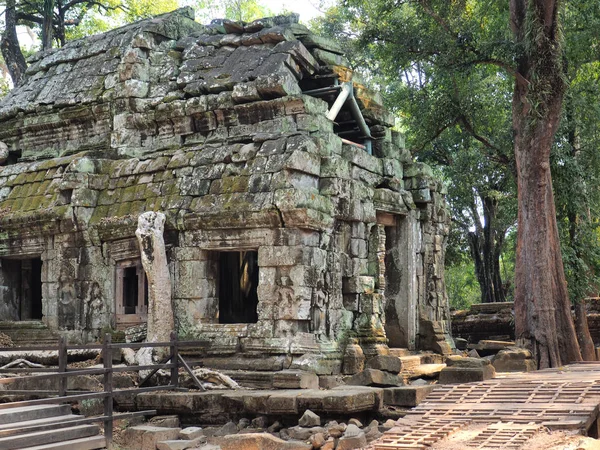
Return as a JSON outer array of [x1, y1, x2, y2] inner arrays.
[[0, 257, 43, 321], [382, 215, 418, 350], [218, 251, 259, 324]]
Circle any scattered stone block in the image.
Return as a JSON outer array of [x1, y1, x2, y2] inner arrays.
[[325, 421, 346, 438], [348, 418, 363, 428], [179, 427, 204, 440], [287, 425, 325, 440], [156, 438, 205, 450], [318, 375, 343, 390], [322, 438, 335, 450], [337, 425, 367, 450], [454, 337, 468, 350], [125, 425, 181, 450], [382, 419, 396, 429], [214, 421, 239, 436], [346, 369, 403, 387], [220, 433, 312, 450], [438, 365, 496, 384], [492, 347, 537, 372], [309, 432, 326, 449], [383, 385, 435, 407], [446, 355, 491, 368], [251, 416, 269, 429], [366, 355, 402, 374], [298, 409, 321, 427], [149, 415, 180, 428]]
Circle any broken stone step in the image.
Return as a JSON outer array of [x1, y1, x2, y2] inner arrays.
[[125, 425, 182, 449], [20, 435, 106, 450], [0, 404, 72, 425], [383, 385, 435, 407], [0, 424, 100, 449], [221, 370, 318, 389], [407, 364, 446, 379], [398, 355, 421, 372], [0, 413, 81, 436]]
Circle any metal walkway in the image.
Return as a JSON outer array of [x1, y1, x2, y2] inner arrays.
[[374, 363, 600, 449]]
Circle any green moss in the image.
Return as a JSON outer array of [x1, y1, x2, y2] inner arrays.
[[221, 175, 249, 194]]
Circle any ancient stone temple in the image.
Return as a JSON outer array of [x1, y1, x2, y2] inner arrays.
[[0, 8, 451, 372]]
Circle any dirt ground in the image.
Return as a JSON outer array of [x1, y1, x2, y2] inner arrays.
[[424, 424, 600, 450]]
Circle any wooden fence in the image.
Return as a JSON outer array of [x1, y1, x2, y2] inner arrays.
[[0, 332, 206, 447]]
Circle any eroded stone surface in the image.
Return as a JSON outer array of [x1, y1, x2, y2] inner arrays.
[[0, 8, 452, 371]]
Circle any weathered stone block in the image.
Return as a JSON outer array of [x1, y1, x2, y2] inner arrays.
[[346, 369, 403, 387], [492, 348, 537, 372], [221, 433, 311, 450], [383, 385, 435, 407], [366, 356, 402, 374], [438, 365, 496, 384]]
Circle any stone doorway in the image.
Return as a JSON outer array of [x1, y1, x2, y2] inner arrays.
[[0, 257, 43, 321], [218, 251, 259, 324], [383, 215, 418, 350]]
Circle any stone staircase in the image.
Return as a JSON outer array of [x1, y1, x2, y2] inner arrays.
[[0, 404, 106, 449], [0, 321, 60, 347]]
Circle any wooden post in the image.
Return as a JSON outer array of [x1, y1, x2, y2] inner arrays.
[[102, 333, 113, 448], [58, 335, 67, 397], [170, 331, 178, 388]]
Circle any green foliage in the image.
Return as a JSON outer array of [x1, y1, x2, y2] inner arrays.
[[446, 261, 480, 310], [193, 0, 272, 23], [319, 0, 600, 306]]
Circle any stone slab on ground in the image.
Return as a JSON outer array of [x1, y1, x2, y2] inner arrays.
[[438, 365, 496, 384], [346, 369, 404, 387], [406, 364, 446, 379], [220, 433, 311, 450], [124, 425, 181, 450], [492, 347, 537, 372], [366, 356, 402, 374], [220, 370, 318, 389], [179, 427, 204, 440], [383, 385, 435, 407], [137, 387, 384, 419], [156, 438, 205, 450]]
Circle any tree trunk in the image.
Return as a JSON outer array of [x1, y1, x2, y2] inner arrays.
[[42, 0, 55, 50], [575, 300, 596, 361], [467, 195, 506, 303], [135, 212, 175, 349], [1, 0, 27, 86], [511, 0, 582, 368]]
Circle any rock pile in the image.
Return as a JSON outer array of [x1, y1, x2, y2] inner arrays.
[[125, 410, 385, 450]]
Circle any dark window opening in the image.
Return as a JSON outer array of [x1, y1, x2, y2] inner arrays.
[[0, 257, 43, 321], [122, 266, 139, 314], [218, 251, 259, 324], [115, 260, 148, 329], [6, 149, 22, 165]]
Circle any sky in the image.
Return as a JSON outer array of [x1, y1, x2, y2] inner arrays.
[[260, 0, 328, 22]]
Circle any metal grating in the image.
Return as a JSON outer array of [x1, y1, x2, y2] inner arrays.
[[372, 364, 600, 449], [373, 418, 470, 450], [469, 422, 545, 449]]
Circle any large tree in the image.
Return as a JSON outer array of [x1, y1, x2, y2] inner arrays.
[[509, 0, 581, 367], [326, 0, 593, 366]]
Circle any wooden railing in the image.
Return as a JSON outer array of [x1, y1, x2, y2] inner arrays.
[[0, 332, 207, 447]]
